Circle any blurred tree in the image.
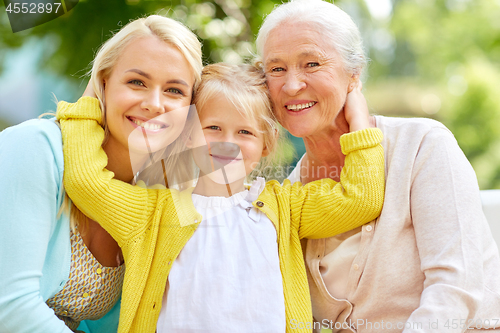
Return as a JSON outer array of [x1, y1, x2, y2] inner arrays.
[[2, 0, 500, 186]]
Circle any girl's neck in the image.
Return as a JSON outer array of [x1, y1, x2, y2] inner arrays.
[[193, 173, 246, 198]]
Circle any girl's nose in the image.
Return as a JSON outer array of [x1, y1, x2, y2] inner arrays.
[[218, 141, 240, 154]]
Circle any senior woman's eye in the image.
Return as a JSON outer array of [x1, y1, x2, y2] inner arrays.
[[271, 67, 285, 72], [307, 62, 319, 68]]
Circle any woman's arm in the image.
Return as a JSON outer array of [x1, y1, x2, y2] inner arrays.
[[294, 127, 385, 239], [56, 97, 159, 244], [404, 126, 495, 332], [0, 120, 73, 333]]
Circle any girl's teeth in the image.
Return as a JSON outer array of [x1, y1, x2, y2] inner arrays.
[[286, 102, 315, 111]]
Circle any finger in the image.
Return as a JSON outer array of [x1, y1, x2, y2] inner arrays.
[[82, 80, 97, 98]]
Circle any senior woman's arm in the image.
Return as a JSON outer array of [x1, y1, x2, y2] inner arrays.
[[56, 97, 161, 244], [405, 125, 498, 332]]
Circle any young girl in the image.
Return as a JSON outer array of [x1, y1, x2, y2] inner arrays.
[[56, 63, 385, 333]]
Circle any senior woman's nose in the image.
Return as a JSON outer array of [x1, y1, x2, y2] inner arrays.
[[282, 71, 306, 96], [141, 89, 165, 114]]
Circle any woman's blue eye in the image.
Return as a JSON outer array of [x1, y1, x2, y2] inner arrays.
[[271, 67, 284, 72], [307, 62, 319, 67]]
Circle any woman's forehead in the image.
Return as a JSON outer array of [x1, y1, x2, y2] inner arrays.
[[263, 22, 332, 60]]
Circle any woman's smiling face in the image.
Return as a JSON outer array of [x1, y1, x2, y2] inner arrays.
[[263, 21, 354, 138], [103, 35, 195, 157]]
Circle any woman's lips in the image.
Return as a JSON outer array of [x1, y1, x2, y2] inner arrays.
[[127, 116, 169, 134], [284, 101, 317, 114]]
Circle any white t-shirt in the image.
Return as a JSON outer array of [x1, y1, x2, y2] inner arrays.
[[156, 178, 286, 333]]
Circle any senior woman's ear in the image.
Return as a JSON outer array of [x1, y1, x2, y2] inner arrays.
[[348, 74, 361, 93]]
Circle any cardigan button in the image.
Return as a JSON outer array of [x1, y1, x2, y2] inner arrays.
[[256, 201, 264, 207], [365, 225, 373, 232]]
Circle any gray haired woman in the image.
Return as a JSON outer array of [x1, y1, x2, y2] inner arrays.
[[257, 0, 500, 332]]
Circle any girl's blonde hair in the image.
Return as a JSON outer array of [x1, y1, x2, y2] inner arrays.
[[63, 14, 203, 231], [194, 63, 280, 180]]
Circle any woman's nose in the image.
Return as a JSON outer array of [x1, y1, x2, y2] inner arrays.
[[283, 71, 306, 96], [141, 90, 164, 114]]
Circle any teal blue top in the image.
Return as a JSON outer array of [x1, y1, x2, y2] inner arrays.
[[0, 118, 120, 333]]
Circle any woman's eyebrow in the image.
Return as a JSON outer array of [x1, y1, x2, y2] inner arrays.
[[125, 69, 189, 87], [126, 68, 151, 79]]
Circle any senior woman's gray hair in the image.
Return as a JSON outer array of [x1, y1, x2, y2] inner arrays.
[[256, 0, 367, 77]]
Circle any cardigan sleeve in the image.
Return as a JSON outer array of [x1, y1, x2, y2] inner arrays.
[[56, 97, 160, 244], [293, 128, 385, 239], [0, 120, 73, 333], [403, 126, 494, 332]]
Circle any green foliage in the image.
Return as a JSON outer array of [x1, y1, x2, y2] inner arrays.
[[2, 0, 500, 187]]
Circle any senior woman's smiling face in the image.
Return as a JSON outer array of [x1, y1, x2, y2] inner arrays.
[[263, 21, 355, 138]]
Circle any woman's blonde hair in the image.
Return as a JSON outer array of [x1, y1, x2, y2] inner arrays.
[[63, 14, 203, 231], [194, 63, 281, 181], [90, 14, 203, 134]]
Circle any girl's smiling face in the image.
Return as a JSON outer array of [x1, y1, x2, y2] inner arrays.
[[103, 35, 195, 157], [190, 93, 268, 190]]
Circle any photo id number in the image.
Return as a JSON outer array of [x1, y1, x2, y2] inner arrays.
[[6, 2, 62, 14]]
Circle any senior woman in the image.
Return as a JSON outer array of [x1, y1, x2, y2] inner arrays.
[[257, 0, 500, 332]]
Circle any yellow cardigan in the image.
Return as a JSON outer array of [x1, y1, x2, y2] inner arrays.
[[56, 97, 385, 333]]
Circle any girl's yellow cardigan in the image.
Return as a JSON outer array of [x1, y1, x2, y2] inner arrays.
[[56, 97, 385, 333]]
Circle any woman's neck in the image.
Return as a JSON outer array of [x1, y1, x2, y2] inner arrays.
[[102, 140, 135, 183], [299, 113, 376, 183], [193, 173, 246, 197]]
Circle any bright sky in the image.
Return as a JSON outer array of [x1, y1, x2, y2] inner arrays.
[[364, 0, 393, 20]]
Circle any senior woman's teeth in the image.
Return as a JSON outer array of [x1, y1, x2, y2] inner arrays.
[[132, 118, 164, 131], [286, 102, 316, 111]]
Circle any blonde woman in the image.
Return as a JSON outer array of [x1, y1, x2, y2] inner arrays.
[[0, 14, 202, 333]]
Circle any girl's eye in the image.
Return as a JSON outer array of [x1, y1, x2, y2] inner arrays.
[[129, 79, 145, 86], [206, 125, 220, 130], [307, 62, 319, 68], [166, 87, 184, 95], [239, 129, 253, 135]]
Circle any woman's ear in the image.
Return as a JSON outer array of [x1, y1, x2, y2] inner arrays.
[[348, 74, 360, 93]]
